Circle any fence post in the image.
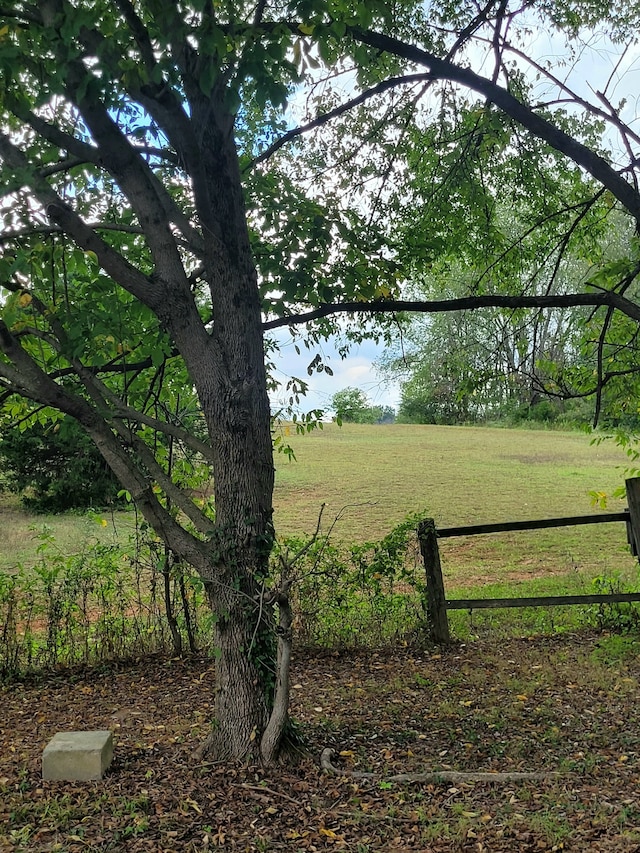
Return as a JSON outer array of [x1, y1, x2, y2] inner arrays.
[[418, 519, 451, 644], [625, 478, 640, 561]]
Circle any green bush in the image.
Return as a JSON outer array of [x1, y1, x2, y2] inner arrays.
[[0, 417, 125, 512], [277, 512, 428, 648], [0, 513, 430, 676]]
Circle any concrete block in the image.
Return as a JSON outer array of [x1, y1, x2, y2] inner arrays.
[[42, 730, 114, 781]]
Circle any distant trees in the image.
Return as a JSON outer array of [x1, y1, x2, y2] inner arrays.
[[331, 388, 395, 424], [386, 301, 579, 425], [381, 145, 638, 427]]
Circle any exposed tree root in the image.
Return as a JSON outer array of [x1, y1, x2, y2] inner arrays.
[[192, 730, 262, 765], [192, 736, 214, 763], [320, 748, 562, 784]]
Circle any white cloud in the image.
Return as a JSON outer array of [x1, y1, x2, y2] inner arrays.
[[267, 329, 400, 415]]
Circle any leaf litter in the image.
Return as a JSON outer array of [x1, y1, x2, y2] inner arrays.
[[2, 630, 640, 851]]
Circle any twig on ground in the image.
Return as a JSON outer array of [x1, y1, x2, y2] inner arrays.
[[235, 782, 301, 805], [320, 748, 562, 784]]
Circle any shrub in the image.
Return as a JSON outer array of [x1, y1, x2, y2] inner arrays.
[[276, 512, 428, 648], [0, 512, 429, 676], [0, 417, 125, 512]]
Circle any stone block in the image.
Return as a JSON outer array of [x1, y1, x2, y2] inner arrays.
[[42, 730, 114, 781]]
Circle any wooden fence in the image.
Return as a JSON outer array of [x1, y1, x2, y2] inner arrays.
[[419, 477, 640, 644]]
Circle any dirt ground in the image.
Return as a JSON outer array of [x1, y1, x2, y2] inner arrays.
[[3, 631, 640, 851]]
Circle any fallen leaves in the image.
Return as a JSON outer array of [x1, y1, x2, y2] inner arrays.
[[2, 634, 640, 851]]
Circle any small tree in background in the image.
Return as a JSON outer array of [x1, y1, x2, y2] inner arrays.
[[331, 387, 395, 424]]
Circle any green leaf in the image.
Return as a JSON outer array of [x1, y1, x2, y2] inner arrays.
[[150, 347, 166, 368]]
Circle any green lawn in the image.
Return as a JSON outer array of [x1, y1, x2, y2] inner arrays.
[[1, 423, 637, 594], [272, 422, 638, 591], [0, 493, 137, 573]]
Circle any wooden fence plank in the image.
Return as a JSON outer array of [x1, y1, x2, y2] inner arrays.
[[437, 512, 628, 538], [446, 592, 640, 610], [416, 504, 640, 627], [625, 478, 640, 560]]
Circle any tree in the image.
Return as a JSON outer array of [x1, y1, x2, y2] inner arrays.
[[2, 0, 640, 767], [387, 284, 587, 425], [379, 94, 635, 425], [331, 387, 394, 424]]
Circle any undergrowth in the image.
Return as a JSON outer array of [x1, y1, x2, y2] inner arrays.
[[277, 511, 429, 649], [0, 525, 212, 677], [1, 512, 639, 677]]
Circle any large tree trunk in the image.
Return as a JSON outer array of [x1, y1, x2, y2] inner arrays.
[[173, 258, 278, 762], [177, 98, 279, 762], [194, 576, 275, 762], [0, 3, 284, 765]]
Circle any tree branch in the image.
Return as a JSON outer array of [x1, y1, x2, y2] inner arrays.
[[0, 319, 214, 575], [0, 131, 157, 306], [87, 374, 215, 463], [320, 748, 561, 783], [66, 360, 214, 536], [348, 27, 640, 221], [263, 292, 640, 330], [0, 223, 145, 242], [117, 428, 214, 537], [0, 4, 41, 25], [10, 73, 203, 255], [112, 0, 158, 74], [247, 73, 433, 169], [497, 39, 640, 152]]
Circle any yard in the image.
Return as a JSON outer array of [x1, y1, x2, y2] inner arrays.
[[2, 424, 640, 850], [3, 632, 640, 851]]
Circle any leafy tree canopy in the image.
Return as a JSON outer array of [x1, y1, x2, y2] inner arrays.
[[0, 415, 126, 511]]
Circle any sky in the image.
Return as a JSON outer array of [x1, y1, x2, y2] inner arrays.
[[268, 328, 401, 416]]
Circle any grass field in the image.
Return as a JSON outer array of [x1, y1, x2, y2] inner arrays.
[[0, 492, 138, 573], [273, 422, 638, 593], [1, 423, 638, 599]]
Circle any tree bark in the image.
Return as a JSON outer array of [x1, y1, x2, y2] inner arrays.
[[180, 116, 278, 760], [194, 581, 274, 762], [260, 589, 293, 765]]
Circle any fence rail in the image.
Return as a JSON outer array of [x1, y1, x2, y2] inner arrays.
[[446, 592, 640, 610], [437, 512, 629, 538], [418, 477, 640, 643]]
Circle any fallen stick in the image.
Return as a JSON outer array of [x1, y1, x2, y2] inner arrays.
[[235, 782, 301, 805], [320, 748, 561, 784]]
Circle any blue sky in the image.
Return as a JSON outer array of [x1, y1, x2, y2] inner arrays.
[[268, 328, 401, 416]]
